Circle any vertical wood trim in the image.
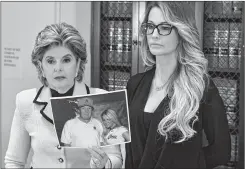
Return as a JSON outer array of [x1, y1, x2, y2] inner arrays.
[[90, 2, 101, 87], [131, 2, 139, 76], [54, 2, 61, 23], [238, 2, 245, 168], [195, 2, 204, 50], [0, 2, 2, 167], [137, 2, 146, 74]]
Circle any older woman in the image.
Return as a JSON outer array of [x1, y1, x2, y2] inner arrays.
[[5, 22, 122, 168], [126, 2, 231, 169]]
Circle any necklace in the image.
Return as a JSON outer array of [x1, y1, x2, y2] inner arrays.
[[155, 79, 168, 91]]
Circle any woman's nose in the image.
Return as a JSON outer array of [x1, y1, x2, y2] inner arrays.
[[152, 28, 160, 38], [54, 62, 63, 72]]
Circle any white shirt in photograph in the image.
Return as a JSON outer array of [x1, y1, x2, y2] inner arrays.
[[61, 117, 103, 148], [105, 126, 128, 145]]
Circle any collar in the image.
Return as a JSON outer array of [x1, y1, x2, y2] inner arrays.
[[76, 116, 95, 124], [50, 84, 75, 97], [33, 81, 90, 125]]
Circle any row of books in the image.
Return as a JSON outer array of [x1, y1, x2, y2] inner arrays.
[[205, 1, 243, 18], [101, 20, 132, 46], [101, 44, 132, 64], [204, 21, 242, 70], [107, 85, 126, 91], [101, 2, 133, 18], [101, 71, 130, 90], [206, 52, 241, 69], [204, 22, 242, 48]]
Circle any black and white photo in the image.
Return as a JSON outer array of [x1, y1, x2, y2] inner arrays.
[[50, 90, 131, 148]]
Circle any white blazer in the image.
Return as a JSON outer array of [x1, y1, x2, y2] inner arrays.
[[5, 81, 123, 168]]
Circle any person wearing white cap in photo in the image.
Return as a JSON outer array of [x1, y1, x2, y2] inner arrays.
[[61, 97, 104, 148]]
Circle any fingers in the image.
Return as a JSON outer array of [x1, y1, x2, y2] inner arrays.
[[88, 146, 109, 169], [88, 147, 103, 161], [91, 146, 107, 157]]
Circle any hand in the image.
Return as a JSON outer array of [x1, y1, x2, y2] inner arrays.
[[122, 131, 130, 142], [101, 137, 109, 146], [88, 146, 110, 168]]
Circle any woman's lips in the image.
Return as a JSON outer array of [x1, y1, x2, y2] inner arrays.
[[150, 43, 163, 48], [54, 76, 66, 81]]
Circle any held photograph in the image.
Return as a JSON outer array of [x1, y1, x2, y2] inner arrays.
[[50, 90, 131, 148]]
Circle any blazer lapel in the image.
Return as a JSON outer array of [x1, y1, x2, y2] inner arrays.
[[37, 85, 54, 124], [33, 81, 89, 125]]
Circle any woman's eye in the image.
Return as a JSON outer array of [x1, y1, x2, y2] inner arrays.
[[159, 25, 171, 30], [63, 58, 71, 63], [147, 24, 155, 29], [47, 59, 55, 64]]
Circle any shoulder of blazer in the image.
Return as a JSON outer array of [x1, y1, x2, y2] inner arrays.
[[16, 88, 37, 112], [127, 72, 146, 90], [201, 78, 219, 105], [126, 71, 148, 104], [127, 67, 155, 88]]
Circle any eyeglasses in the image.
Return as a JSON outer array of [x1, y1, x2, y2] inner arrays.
[[141, 23, 173, 36]]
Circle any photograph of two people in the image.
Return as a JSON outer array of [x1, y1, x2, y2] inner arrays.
[[51, 90, 131, 148]]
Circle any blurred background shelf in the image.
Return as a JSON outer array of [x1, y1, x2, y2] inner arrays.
[[101, 15, 132, 21], [204, 16, 242, 23], [208, 68, 240, 73], [102, 61, 131, 69]]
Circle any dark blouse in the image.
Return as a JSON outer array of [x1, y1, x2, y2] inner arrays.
[[125, 67, 231, 169], [143, 112, 153, 133], [50, 84, 75, 97], [50, 84, 90, 98]]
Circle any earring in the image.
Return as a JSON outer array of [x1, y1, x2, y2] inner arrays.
[[42, 71, 45, 78], [74, 72, 78, 81]]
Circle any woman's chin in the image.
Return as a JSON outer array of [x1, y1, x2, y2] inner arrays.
[[150, 49, 166, 56], [50, 84, 72, 93]]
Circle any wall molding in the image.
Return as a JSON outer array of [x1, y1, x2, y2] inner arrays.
[[55, 2, 61, 23]]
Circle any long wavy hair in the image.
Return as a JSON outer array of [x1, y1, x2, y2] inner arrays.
[[140, 2, 209, 143], [31, 22, 87, 86], [101, 109, 121, 129]]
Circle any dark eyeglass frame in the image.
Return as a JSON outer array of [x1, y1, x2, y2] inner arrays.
[[141, 22, 174, 36]]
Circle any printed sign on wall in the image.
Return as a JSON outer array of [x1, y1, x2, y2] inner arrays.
[[2, 47, 22, 79]]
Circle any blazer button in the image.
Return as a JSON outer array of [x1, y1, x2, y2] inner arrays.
[[59, 158, 64, 163], [57, 145, 61, 150]]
